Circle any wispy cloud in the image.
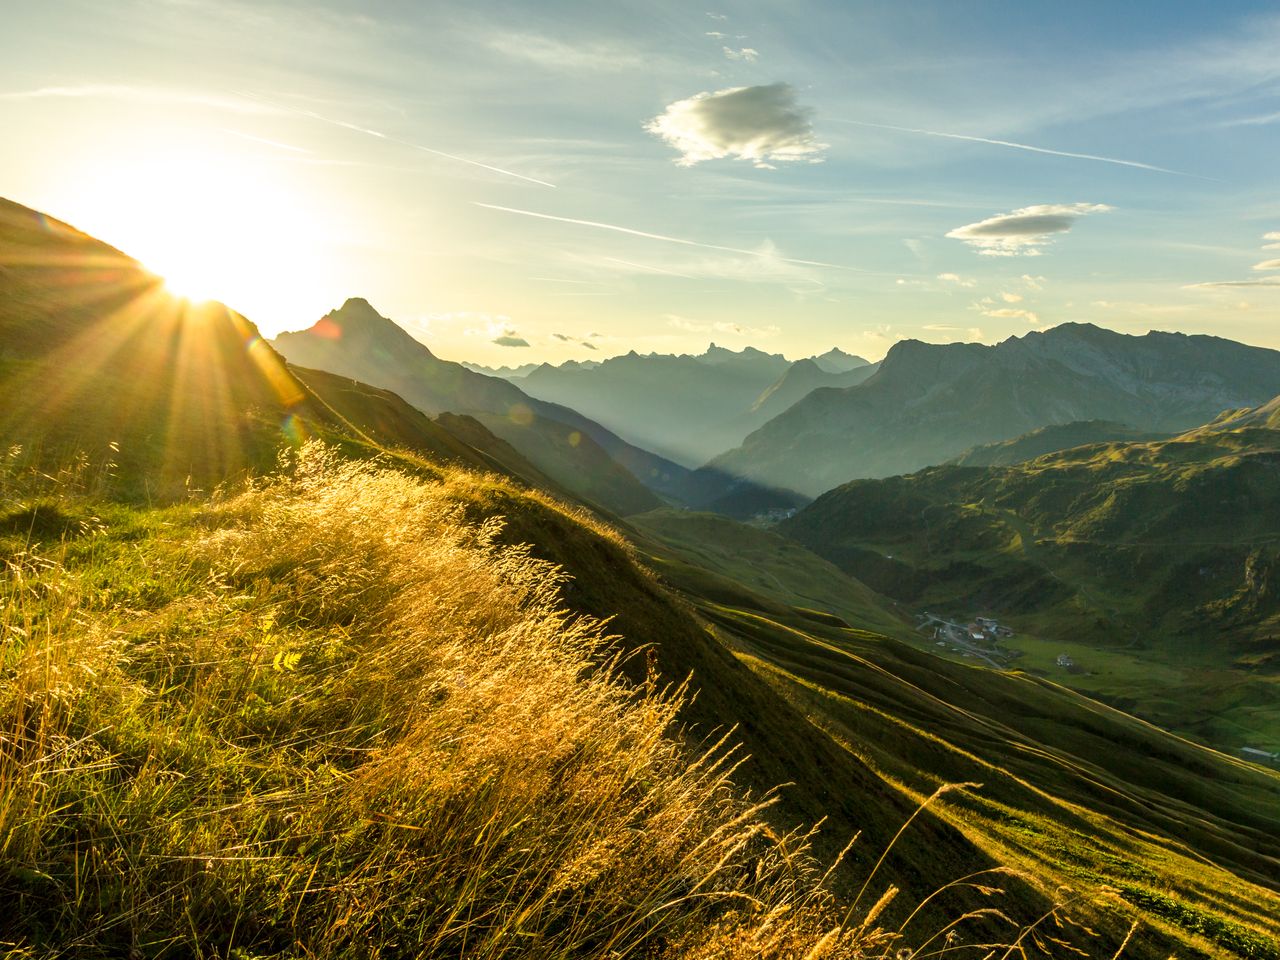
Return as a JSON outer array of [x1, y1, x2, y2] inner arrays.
[[947, 203, 1111, 256], [936, 272, 975, 288], [473, 202, 860, 270], [646, 82, 826, 168], [232, 89, 556, 187], [1187, 230, 1280, 289], [722, 46, 758, 62], [1184, 278, 1280, 289], [493, 334, 530, 347], [978, 305, 1041, 324], [219, 128, 312, 153], [0, 83, 271, 114], [1220, 110, 1280, 128], [486, 32, 642, 72], [833, 118, 1209, 179]]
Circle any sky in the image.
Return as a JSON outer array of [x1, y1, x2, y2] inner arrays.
[[3, 0, 1279, 365]]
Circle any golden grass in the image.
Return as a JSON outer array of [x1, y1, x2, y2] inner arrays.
[[2, 445, 893, 958]]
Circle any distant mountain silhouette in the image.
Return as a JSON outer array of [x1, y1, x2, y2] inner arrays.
[[273, 301, 803, 517], [515, 343, 868, 466], [713, 323, 1280, 496], [811, 347, 870, 374]]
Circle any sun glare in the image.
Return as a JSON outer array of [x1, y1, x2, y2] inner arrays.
[[51, 137, 335, 334]]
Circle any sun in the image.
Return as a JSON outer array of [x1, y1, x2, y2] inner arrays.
[[50, 135, 335, 333]]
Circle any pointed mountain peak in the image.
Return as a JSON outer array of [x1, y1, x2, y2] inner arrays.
[[811, 347, 870, 374], [326, 297, 391, 327]]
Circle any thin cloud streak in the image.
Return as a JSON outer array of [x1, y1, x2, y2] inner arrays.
[[474, 203, 864, 271], [834, 118, 1212, 179], [219, 129, 312, 154], [0, 84, 272, 114], [231, 89, 556, 188]]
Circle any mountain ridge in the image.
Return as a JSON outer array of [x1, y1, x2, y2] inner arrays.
[[713, 322, 1280, 496]]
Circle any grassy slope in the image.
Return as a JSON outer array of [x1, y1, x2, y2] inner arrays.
[[1, 456, 896, 959], [629, 518, 1280, 959], [951, 421, 1171, 467], [628, 508, 912, 641], [782, 424, 1280, 751]]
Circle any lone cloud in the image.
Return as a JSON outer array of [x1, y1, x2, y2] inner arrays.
[[947, 203, 1110, 256], [646, 82, 826, 168]]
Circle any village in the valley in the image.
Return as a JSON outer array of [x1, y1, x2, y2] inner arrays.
[[915, 612, 1085, 674]]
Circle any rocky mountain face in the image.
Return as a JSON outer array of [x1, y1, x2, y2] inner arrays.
[[712, 323, 1280, 496], [747, 357, 878, 428]]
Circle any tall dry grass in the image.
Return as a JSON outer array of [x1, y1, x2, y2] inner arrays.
[[2, 445, 906, 958]]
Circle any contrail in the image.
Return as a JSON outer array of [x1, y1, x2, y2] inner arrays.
[[228, 88, 556, 188], [834, 118, 1213, 179], [474, 203, 864, 270]]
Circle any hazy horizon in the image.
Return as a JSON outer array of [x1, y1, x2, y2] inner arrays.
[[4, 0, 1278, 365]]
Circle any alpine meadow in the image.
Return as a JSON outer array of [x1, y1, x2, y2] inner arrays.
[[2, 3, 1279, 959]]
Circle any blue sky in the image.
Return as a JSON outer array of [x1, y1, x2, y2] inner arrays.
[[2, 0, 1278, 362]]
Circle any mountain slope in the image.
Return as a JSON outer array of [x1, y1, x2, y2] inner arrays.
[[748, 357, 879, 427], [952, 420, 1171, 467], [780, 401, 1280, 751], [713, 323, 1280, 496], [812, 346, 870, 374], [0, 197, 659, 520], [274, 299, 668, 516]]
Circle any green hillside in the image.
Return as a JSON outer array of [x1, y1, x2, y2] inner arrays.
[[951, 420, 1171, 467], [628, 507, 911, 641], [782, 419, 1280, 752]]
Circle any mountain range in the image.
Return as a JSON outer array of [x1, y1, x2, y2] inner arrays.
[[504, 343, 872, 466], [273, 300, 803, 518], [713, 323, 1280, 496]]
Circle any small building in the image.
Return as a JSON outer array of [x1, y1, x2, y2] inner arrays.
[[1056, 654, 1075, 668]]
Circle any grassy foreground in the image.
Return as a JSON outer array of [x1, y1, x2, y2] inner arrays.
[[2, 447, 911, 959]]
